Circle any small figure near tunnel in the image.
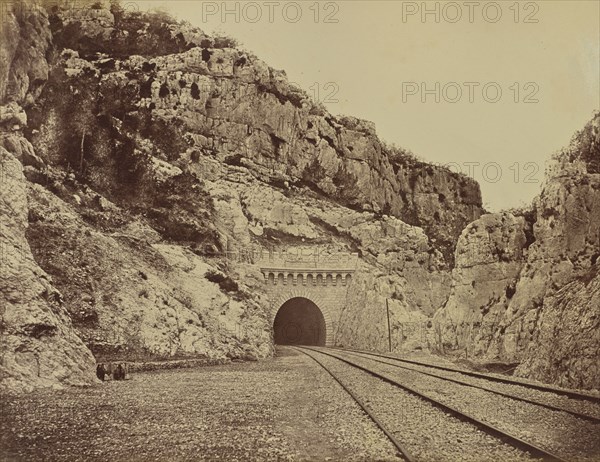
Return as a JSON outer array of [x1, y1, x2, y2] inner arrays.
[[273, 297, 326, 346]]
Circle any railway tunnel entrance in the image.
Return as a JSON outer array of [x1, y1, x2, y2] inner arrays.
[[273, 297, 326, 346]]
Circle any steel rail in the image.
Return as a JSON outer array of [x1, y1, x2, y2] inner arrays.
[[333, 347, 600, 403], [292, 346, 415, 462], [301, 346, 568, 462], [334, 348, 600, 423]]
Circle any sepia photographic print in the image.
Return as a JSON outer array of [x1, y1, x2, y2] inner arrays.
[[1, 0, 599, 460]]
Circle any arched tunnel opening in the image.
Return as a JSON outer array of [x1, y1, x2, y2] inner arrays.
[[273, 297, 326, 346]]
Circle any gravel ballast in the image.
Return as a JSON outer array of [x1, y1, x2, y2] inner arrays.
[[322, 348, 600, 461], [0, 347, 399, 461], [298, 348, 538, 462], [346, 349, 600, 419]]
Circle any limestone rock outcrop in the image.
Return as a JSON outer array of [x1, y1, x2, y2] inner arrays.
[[0, 0, 51, 106], [433, 212, 530, 357], [39, 3, 483, 265], [0, 148, 98, 391], [1, 1, 275, 392], [515, 267, 599, 390], [434, 114, 600, 389], [3, 0, 596, 393], [0, 0, 98, 391], [25, 181, 273, 363]]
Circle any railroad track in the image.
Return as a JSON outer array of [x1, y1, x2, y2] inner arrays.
[[331, 347, 600, 423], [294, 346, 598, 462], [333, 347, 600, 404], [294, 347, 416, 462]]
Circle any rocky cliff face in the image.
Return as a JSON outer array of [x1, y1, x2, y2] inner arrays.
[[4, 0, 595, 393], [1, 1, 272, 392], [433, 212, 530, 357], [0, 146, 98, 391], [25, 181, 273, 363], [1, 1, 481, 391], [0, 0, 51, 105], [38, 1, 483, 263], [0, 0, 98, 391], [516, 266, 599, 390], [434, 115, 600, 390]]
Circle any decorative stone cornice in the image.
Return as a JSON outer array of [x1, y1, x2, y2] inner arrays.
[[260, 269, 354, 286], [258, 249, 357, 286]]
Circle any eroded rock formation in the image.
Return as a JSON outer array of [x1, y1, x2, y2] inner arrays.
[[433, 212, 530, 357], [0, 146, 98, 391], [434, 115, 600, 389], [516, 266, 599, 390], [1, 0, 597, 392], [0, 1, 476, 391], [0, 0, 97, 391]]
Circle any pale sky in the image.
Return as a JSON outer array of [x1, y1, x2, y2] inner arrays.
[[133, 0, 599, 211]]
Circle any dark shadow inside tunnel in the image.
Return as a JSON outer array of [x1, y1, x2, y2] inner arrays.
[[273, 297, 326, 346]]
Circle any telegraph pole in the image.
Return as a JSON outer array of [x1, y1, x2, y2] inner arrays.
[[385, 298, 392, 353]]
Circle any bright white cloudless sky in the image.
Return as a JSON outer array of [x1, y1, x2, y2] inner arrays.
[[132, 0, 599, 211]]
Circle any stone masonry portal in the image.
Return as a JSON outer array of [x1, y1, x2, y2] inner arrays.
[[259, 249, 357, 346]]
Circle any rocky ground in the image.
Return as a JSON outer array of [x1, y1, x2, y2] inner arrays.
[[4, 345, 599, 461], [0, 347, 399, 461]]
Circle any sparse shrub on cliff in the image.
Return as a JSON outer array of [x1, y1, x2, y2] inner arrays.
[[506, 206, 535, 249], [302, 158, 326, 187], [308, 101, 327, 117], [205, 270, 239, 293], [391, 291, 405, 302], [27, 66, 99, 173], [332, 165, 361, 204], [555, 111, 600, 173], [146, 171, 218, 246], [158, 83, 169, 98], [136, 112, 191, 163], [505, 282, 517, 299], [383, 142, 421, 168], [50, 2, 200, 58], [224, 154, 245, 167], [28, 63, 153, 198], [29, 50, 218, 248], [190, 82, 201, 99], [213, 35, 239, 49]]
